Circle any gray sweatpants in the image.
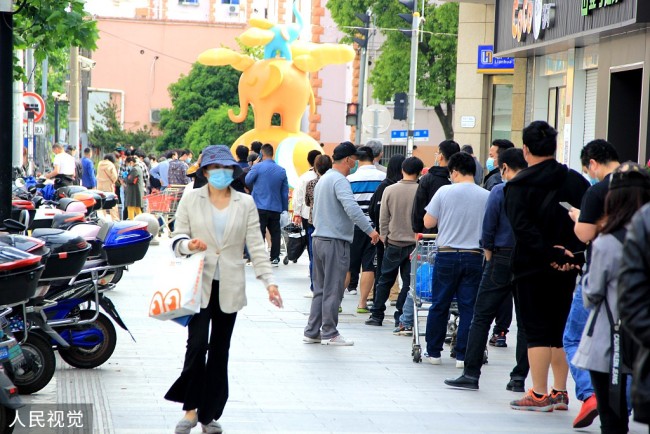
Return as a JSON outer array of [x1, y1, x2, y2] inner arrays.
[[305, 237, 350, 340]]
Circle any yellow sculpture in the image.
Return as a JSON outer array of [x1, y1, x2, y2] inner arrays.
[[197, 4, 355, 187]]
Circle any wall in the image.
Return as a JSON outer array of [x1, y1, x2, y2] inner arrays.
[[91, 18, 243, 131]]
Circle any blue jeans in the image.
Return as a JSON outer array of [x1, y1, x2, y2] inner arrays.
[[400, 292, 414, 327], [425, 252, 483, 361], [563, 285, 595, 402]]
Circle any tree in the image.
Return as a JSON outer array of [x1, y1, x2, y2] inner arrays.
[[89, 102, 157, 155], [184, 105, 254, 156], [158, 64, 242, 151], [13, 0, 98, 78], [327, 0, 458, 139]]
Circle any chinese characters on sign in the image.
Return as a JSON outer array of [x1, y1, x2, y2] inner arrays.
[[512, 0, 556, 42], [11, 404, 93, 434], [581, 0, 622, 17]]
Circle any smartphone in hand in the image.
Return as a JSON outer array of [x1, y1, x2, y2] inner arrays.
[[559, 201, 573, 211]]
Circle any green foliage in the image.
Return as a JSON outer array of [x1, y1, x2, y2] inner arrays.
[[89, 102, 157, 155], [326, 0, 458, 138], [184, 105, 254, 155], [158, 64, 242, 151], [13, 0, 98, 79]]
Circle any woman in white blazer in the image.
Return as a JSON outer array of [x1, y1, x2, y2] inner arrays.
[[165, 145, 283, 434]]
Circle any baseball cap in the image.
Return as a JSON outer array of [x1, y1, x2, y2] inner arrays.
[[332, 141, 364, 161]]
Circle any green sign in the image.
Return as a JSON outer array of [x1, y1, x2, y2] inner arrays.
[[582, 0, 622, 16]]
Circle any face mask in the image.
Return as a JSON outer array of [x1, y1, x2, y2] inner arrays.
[[186, 158, 192, 164], [349, 159, 359, 175], [486, 157, 495, 172], [589, 177, 598, 186], [207, 168, 234, 190]]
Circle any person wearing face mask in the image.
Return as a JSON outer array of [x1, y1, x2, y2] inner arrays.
[[411, 140, 461, 234], [484, 139, 514, 192], [166, 145, 283, 434], [304, 142, 380, 346], [444, 148, 530, 391]]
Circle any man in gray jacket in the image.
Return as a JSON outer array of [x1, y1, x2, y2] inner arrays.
[[304, 142, 380, 346]]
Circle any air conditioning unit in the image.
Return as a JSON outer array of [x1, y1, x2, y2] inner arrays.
[[150, 109, 162, 124], [228, 4, 240, 15]]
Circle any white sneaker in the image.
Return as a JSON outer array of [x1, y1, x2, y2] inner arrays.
[[346, 289, 358, 296], [303, 335, 321, 344], [321, 335, 354, 346], [304, 291, 314, 298], [425, 354, 441, 365], [456, 360, 464, 369]]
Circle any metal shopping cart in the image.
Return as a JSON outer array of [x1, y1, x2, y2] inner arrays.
[[409, 234, 460, 363], [143, 185, 186, 236]]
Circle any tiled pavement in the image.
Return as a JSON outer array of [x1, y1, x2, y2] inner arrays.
[[24, 237, 648, 433]]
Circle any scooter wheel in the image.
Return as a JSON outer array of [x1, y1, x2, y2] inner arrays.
[[58, 311, 117, 369], [12, 332, 56, 395], [0, 406, 16, 433]]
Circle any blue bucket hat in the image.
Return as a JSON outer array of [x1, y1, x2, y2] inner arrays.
[[198, 145, 243, 179]]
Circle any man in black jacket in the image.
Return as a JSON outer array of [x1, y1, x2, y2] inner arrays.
[[411, 140, 460, 234], [484, 139, 514, 191], [505, 120, 589, 412]]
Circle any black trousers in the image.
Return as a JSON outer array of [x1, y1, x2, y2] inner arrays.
[[590, 370, 629, 434], [165, 281, 237, 425], [258, 210, 281, 261]]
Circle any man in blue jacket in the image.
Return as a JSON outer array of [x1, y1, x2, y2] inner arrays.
[[444, 148, 529, 391], [81, 147, 96, 189], [245, 144, 289, 266]]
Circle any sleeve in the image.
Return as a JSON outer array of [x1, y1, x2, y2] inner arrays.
[[582, 237, 612, 308], [480, 189, 500, 251], [335, 178, 373, 234], [379, 189, 390, 238], [411, 179, 429, 233], [424, 188, 442, 219], [245, 165, 258, 187], [282, 173, 289, 212], [244, 198, 276, 288], [292, 176, 305, 216], [304, 181, 315, 207], [368, 184, 384, 229], [577, 187, 603, 224], [150, 165, 161, 180], [109, 165, 118, 184], [618, 211, 650, 347], [171, 191, 193, 256]]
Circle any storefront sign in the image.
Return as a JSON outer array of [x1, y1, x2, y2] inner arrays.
[[582, 0, 622, 17], [478, 45, 515, 73], [512, 0, 556, 42]]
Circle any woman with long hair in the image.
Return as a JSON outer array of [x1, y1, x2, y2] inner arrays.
[[574, 162, 650, 434]]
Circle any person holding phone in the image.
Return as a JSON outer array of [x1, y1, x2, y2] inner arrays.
[[504, 121, 589, 412], [563, 140, 620, 428]]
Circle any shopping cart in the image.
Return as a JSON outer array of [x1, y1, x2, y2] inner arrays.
[[409, 234, 461, 363], [143, 185, 185, 236]]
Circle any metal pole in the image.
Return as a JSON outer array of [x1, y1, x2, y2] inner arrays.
[[25, 48, 34, 92], [355, 46, 367, 146], [0, 1, 14, 223], [406, 13, 420, 157], [372, 109, 379, 139], [12, 50, 23, 169], [25, 48, 34, 175], [69, 46, 80, 153], [54, 100, 59, 144]]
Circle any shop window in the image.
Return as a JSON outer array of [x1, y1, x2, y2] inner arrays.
[[491, 85, 513, 142]]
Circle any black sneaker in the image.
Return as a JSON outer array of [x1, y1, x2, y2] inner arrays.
[[495, 332, 507, 347], [364, 316, 383, 326], [270, 258, 280, 267], [506, 379, 525, 393], [444, 375, 479, 390]]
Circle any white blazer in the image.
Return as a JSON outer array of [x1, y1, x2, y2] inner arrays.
[[172, 186, 274, 312]]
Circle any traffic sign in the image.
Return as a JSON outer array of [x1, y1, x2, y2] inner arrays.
[[23, 92, 46, 123], [390, 129, 429, 142], [362, 104, 391, 134], [34, 124, 45, 136]]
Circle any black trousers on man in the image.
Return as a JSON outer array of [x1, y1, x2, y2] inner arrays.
[[165, 282, 237, 425], [258, 210, 281, 261]]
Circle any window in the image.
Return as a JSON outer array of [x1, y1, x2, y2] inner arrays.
[[491, 84, 513, 142]]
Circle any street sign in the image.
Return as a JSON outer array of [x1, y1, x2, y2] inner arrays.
[[390, 129, 429, 143], [23, 92, 46, 123], [34, 124, 45, 136], [477, 45, 515, 74]]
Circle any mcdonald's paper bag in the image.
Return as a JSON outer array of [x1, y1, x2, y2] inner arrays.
[[149, 252, 205, 323]]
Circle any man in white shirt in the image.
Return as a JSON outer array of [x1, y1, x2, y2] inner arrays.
[[45, 143, 76, 186]]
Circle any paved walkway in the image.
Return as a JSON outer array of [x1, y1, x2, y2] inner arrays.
[[25, 238, 648, 433]]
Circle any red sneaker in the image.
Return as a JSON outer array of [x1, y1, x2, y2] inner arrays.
[[550, 390, 569, 410], [573, 394, 598, 428]]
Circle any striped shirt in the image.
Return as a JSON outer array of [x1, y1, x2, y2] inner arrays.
[[347, 164, 386, 227]]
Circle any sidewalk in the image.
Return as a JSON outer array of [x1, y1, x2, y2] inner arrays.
[[25, 238, 648, 433]]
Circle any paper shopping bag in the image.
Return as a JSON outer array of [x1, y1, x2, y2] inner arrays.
[[149, 252, 205, 323]]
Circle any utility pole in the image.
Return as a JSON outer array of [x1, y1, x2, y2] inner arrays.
[[354, 10, 371, 146], [12, 50, 23, 169], [0, 0, 14, 222], [69, 47, 80, 155], [398, 0, 421, 157], [25, 48, 35, 175]]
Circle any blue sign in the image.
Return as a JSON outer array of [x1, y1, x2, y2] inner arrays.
[[477, 45, 515, 74], [391, 129, 429, 142]]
